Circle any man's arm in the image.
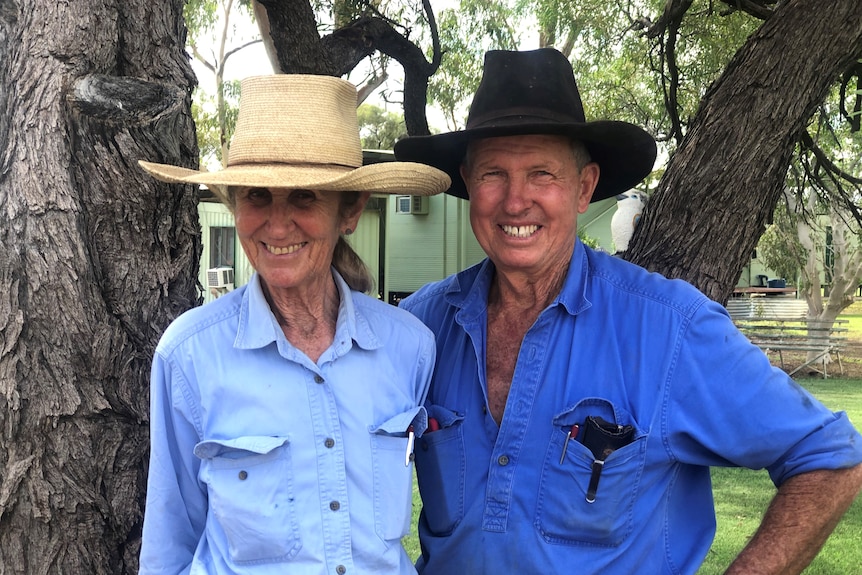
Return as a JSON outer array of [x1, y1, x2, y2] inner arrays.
[[724, 464, 862, 575]]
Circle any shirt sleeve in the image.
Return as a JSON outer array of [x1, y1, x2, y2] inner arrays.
[[663, 300, 862, 485], [139, 350, 206, 574]]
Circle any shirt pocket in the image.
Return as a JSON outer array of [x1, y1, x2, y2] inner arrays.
[[413, 404, 466, 536], [369, 406, 426, 542], [194, 436, 301, 564], [535, 398, 647, 547]]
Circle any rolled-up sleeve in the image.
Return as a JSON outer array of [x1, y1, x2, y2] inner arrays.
[[664, 300, 862, 485]]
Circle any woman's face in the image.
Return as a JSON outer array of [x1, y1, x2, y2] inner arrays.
[[234, 187, 366, 294]]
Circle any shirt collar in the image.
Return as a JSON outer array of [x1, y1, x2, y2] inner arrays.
[[445, 240, 593, 319], [234, 270, 380, 353]]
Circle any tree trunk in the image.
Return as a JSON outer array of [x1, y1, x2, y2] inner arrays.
[[0, 1, 200, 573], [626, 0, 862, 304]]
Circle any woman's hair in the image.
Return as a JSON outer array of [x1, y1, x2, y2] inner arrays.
[[334, 191, 375, 294], [224, 187, 375, 294]]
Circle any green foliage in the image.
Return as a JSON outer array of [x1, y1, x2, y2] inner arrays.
[[184, 0, 258, 168], [758, 204, 805, 286], [184, 0, 218, 47], [357, 104, 406, 150], [192, 80, 241, 168], [577, 229, 601, 250]]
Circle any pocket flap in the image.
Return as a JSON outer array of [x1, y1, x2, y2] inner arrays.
[[194, 436, 290, 459], [369, 406, 427, 437]]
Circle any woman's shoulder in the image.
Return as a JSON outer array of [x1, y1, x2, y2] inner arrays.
[[156, 288, 244, 355]]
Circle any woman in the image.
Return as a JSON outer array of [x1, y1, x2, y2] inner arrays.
[[137, 75, 450, 574]]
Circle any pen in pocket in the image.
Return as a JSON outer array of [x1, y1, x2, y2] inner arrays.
[[559, 424, 580, 464], [405, 424, 415, 466]]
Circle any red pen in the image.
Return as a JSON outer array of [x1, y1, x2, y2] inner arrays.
[[428, 417, 440, 432], [559, 424, 580, 464]]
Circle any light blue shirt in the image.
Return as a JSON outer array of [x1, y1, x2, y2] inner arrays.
[[400, 241, 862, 575], [140, 271, 435, 575]]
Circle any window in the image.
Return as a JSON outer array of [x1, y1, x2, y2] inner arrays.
[[210, 226, 235, 269]]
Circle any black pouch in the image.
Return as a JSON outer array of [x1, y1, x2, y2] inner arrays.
[[579, 416, 635, 503], [580, 415, 635, 460]]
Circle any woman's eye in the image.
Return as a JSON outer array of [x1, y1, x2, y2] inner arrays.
[[244, 187, 271, 204], [289, 190, 317, 206]]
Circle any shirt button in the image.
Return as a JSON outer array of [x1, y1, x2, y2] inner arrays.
[[238, 470, 248, 480], [329, 501, 340, 511], [314, 375, 324, 384], [336, 566, 346, 575], [324, 438, 335, 448], [498, 455, 509, 466]]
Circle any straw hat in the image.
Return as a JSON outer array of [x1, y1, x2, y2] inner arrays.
[[394, 48, 656, 203], [139, 75, 450, 202]]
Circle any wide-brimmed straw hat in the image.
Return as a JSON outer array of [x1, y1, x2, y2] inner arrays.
[[393, 48, 656, 203], [139, 75, 450, 202]]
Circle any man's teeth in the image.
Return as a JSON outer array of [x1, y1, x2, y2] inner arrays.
[[267, 243, 304, 255], [502, 225, 538, 238]]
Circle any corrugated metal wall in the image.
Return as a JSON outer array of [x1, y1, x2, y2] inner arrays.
[[384, 194, 484, 302]]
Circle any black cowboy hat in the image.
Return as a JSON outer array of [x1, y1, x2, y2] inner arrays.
[[394, 48, 657, 202]]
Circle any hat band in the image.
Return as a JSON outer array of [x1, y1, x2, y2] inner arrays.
[[226, 161, 358, 171], [468, 107, 586, 129]]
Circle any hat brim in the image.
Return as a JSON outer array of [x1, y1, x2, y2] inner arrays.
[[393, 121, 656, 202], [138, 160, 451, 199]]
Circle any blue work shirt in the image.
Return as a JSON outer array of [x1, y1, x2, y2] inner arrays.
[[400, 241, 862, 575], [140, 271, 434, 575]]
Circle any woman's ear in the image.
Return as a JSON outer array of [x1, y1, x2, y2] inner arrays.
[[342, 192, 371, 232]]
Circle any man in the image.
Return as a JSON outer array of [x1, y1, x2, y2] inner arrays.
[[394, 48, 862, 574]]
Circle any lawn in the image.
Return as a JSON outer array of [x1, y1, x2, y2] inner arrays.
[[697, 378, 862, 574], [401, 378, 862, 572]]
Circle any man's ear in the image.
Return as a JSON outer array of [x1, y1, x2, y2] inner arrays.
[[577, 163, 600, 213]]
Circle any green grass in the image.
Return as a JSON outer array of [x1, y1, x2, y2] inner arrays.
[[402, 378, 862, 572], [698, 378, 862, 574]]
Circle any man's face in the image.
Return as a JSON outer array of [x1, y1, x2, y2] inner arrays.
[[461, 134, 599, 279]]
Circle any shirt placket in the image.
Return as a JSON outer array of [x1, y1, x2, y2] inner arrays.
[[306, 367, 354, 573], [482, 313, 551, 532]]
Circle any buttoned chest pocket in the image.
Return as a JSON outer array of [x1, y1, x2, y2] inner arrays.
[[195, 436, 301, 564], [535, 399, 647, 547], [369, 407, 425, 542]]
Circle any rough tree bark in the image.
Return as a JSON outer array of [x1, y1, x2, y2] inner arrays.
[[0, 1, 200, 573], [626, 0, 862, 304]]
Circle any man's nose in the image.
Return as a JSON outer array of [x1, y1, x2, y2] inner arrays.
[[501, 177, 532, 212]]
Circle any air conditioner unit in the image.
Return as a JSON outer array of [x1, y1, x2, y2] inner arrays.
[[395, 195, 429, 215], [207, 267, 234, 289]]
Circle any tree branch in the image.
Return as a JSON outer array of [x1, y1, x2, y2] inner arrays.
[[717, 0, 777, 20]]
